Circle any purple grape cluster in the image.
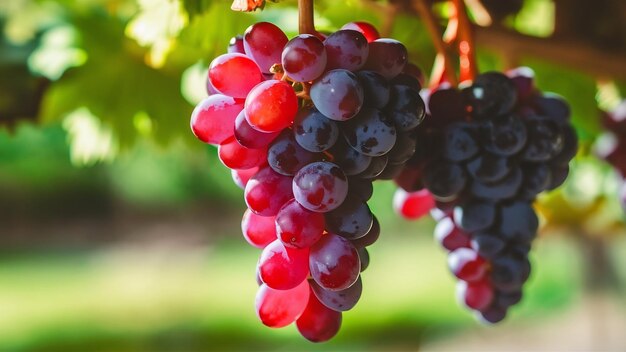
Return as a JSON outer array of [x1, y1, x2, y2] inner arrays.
[[396, 67, 578, 323]]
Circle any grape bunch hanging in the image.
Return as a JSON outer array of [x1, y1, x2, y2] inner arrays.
[[190, 20, 425, 342], [395, 68, 578, 322]]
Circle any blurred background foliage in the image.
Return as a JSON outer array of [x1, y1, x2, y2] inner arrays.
[[0, 0, 625, 350]]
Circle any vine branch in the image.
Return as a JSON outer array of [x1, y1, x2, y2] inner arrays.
[[453, 0, 478, 81]]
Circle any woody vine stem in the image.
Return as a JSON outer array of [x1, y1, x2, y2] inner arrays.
[[299, 0, 315, 35]]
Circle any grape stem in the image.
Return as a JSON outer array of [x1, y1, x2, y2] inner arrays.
[[453, 0, 478, 82], [298, 0, 315, 35], [412, 0, 458, 87]]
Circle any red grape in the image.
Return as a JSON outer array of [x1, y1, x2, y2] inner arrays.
[[243, 22, 288, 73], [255, 280, 309, 328], [234, 110, 280, 149], [434, 217, 471, 251], [241, 209, 276, 248], [324, 30, 369, 71], [364, 39, 407, 80], [258, 239, 310, 290], [341, 22, 380, 43], [245, 166, 293, 216], [282, 34, 327, 82], [457, 279, 494, 311], [231, 167, 260, 190], [309, 234, 360, 291], [276, 199, 325, 249], [209, 53, 263, 98], [245, 80, 298, 133], [218, 137, 267, 170], [393, 188, 435, 220], [190, 95, 243, 145], [448, 248, 488, 282], [296, 289, 342, 342]]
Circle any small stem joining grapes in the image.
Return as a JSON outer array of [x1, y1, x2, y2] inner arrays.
[[453, 0, 478, 82], [298, 0, 315, 35], [412, 0, 458, 87]]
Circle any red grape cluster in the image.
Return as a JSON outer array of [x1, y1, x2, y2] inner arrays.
[[190, 21, 425, 341], [596, 100, 626, 211], [395, 67, 578, 323]]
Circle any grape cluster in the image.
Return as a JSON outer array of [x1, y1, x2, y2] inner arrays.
[[396, 67, 578, 322], [190, 21, 425, 341], [596, 100, 626, 211]]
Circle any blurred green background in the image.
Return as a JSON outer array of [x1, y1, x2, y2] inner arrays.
[[1, 0, 626, 351]]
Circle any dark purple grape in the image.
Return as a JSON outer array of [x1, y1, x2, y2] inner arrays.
[[234, 110, 280, 149], [358, 155, 388, 179], [550, 124, 578, 165], [282, 34, 327, 82], [363, 38, 407, 79], [471, 166, 523, 201], [470, 232, 506, 259], [423, 161, 467, 199], [356, 71, 390, 108], [309, 234, 360, 291], [453, 201, 497, 233], [386, 132, 417, 165], [465, 71, 517, 119], [428, 86, 466, 123], [532, 93, 570, 124], [293, 161, 348, 212], [482, 114, 528, 156], [328, 138, 372, 175], [324, 30, 369, 71], [498, 201, 538, 244], [325, 197, 373, 240], [466, 154, 512, 183], [519, 163, 551, 199], [402, 62, 425, 87], [523, 117, 564, 162], [386, 85, 426, 132], [495, 289, 523, 308], [351, 216, 380, 248], [268, 130, 320, 176], [294, 109, 339, 152], [443, 123, 479, 162], [309, 277, 362, 312], [358, 247, 369, 272], [490, 255, 529, 292], [343, 107, 397, 157], [348, 177, 374, 201], [507, 66, 535, 103], [546, 163, 569, 190], [477, 305, 507, 324], [391, 73, 421, 91], [311, 69, 364, 121]]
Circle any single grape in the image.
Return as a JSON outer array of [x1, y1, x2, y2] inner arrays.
[[457, 279, 494, 311], [448, 248, 488, 283], [358, 155, 388, 179], [218, 137, 267, 170], [358, 247, 369, 272], [470, 232, 506, 259], [231, 167, 260, 190], [258, 239, 310, 290], [268, 131, 320, 176], [347, 177, 374, 202], [245, 80, 298, 133], [470, 166, 523, 201], [351, 216, 380, 248], [227, 35, 245, 54], [393, 188, 435, 220], [357, 71, 390, 109], [293, 161, 349, 212], [241, 209, 276, 248], [507, 66, 535, 103], [309, 234, 360, 291], [498, 201, 538, 243], [490, 255, 529, 292], [495, 289, 523, 308], [209, 53, 263, 98], [532, 93, 571, 124], [477, 306, 507, 324], [465, 71, 517, 119], [482, 114, 528, 156], [234, 110, 280, 149], [328, 138, 372, 176], [324, 197, 373, 240], [386, 85, 426, 131], [245, 166, 293, 216], [364, 39, 407, 79], [293, 109, 339, 152], [311, 69, 364, 121], [310, 277, 362, 312], [296, 289, 342, 342], [523, 117, 564, 161], [255, 280, 309, 328], [324, 30, 369, 71], [550, 124, 578, 165], [282, 34, 327, 82], [428, 86, 466, 123], [519, 163, 551, 199], [343, 107, 397, 157], [423, 161, 467, 199], [276, 199, 325, 249], [393, 165, 423, 192], [341, 22, 380, 42], [466, 153, 513, 184], [435, 217, 471, 251], [190, 95, 244, 145], [243, 22, 289, 73], [453, 201, 497, 233], [443, 123, 479, 162]]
